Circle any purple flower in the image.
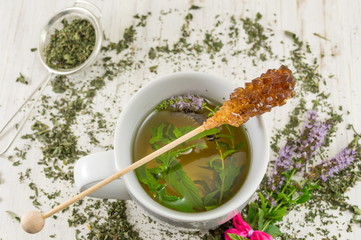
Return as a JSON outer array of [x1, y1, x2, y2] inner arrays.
[[267, 110, 332, 192], [274, 110, 330, 170], [295, 111, 331, 164], [269, 185, 276, 191], [304, 110, 317, 128], [267, 143, 295, 191], [190, 94, 205, 109], [266, 173, 285, 193], [295, 163, 302, 169], [275, 144, 295, 170], [319, 175, 327, 182], [168, 95, 205, 112], [313, 147, 357, 181]]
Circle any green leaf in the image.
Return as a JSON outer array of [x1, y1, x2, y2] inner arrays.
[[223, 160, 241, 192], [194, 180, 211, 193], [156, 144, 194, 168], [246, 202, 259, 225], [173, 127, 182, 138], [165, 123, 172, 136], [149, 123, 165, 144], [190, 128, 220, 141], [303, 182, 320, 192], [211, 161, 223, 173], [223, 149, 238, 159], [157, 188, 181, 201], [265, 224, 282, 237], [218, 141, 231, 151], [166, 162, 203, 211], [203, 190, 219, 206], [215, 133, 233, 140], [228, 233, 248, 240], [198, 165, 214, 171], [259, 192, 267, 215], [209, 155, 221, 168], [296, 192, 311, 204], [257, 208, 264, 230], [148, 167, 162, 175], [268, 206, 287, 220], [205, 205, 218, 211], [135, 165, 161, 192], [179, 125, 196, 135], [159, 197, 194, 212], [235, 142, 244, 150], [277, 192, 289, 202]]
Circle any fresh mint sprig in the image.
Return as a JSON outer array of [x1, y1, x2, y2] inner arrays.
[[135, 120, 246, 212]]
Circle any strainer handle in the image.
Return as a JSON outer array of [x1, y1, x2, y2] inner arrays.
[[0, 73, 53, 155], [74, 0, 102, 19]]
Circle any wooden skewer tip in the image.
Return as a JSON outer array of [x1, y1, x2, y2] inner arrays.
[[21, 211, 45, 234]]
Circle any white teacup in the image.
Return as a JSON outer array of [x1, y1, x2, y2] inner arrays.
[[74, 72, 269, 229]]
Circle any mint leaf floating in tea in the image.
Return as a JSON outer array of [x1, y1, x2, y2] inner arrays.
[[20, 66, 296, 234]]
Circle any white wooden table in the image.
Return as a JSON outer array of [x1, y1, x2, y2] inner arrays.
[[0, 0, 360, 239]]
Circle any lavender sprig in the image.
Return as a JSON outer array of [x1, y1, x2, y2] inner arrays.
[[275, 144, 295, 170], [295, 110, 331, 163], [155, 94, 206, 113], [309, 147, 357, 182], [267, 110, 331, 190]]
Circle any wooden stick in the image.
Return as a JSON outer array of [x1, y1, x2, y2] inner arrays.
[[21, 125, 205, 234]]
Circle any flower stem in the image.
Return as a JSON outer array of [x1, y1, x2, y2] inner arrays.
[[281, 168, 297, 194], [261, 220, 271, 231], [204, 105, 215, 115], [215, 140, 225, 205], [225, 125, 235, 149], [261, 168, 298, 231]]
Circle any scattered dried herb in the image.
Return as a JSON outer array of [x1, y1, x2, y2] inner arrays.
[[203, 33, 224, 54], [134, 12, 151, 27], [241, 13, 273, 62], [189, 5, 202, 10], [313, 33, 329, 41], [102, 25, 136, 53], [51, 75, 69, 93], [149, 65, 158, 73], [16, 73, 28, 85], [6, 211, 20, 223], [68, 200, 141, 239]]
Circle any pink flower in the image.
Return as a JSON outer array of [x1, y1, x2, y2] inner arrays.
[[225, 214, 273, 240]]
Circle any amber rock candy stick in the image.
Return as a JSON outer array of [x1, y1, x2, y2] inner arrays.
[[203, 65, 296, 130]]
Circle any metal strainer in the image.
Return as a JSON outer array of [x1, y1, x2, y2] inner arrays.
[[0, 0, 102, 155]]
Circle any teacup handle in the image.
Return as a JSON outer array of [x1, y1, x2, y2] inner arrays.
[[74, 150, 131, 200]]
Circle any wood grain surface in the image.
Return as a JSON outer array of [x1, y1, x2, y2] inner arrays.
[[0, 0, 360, 239]]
